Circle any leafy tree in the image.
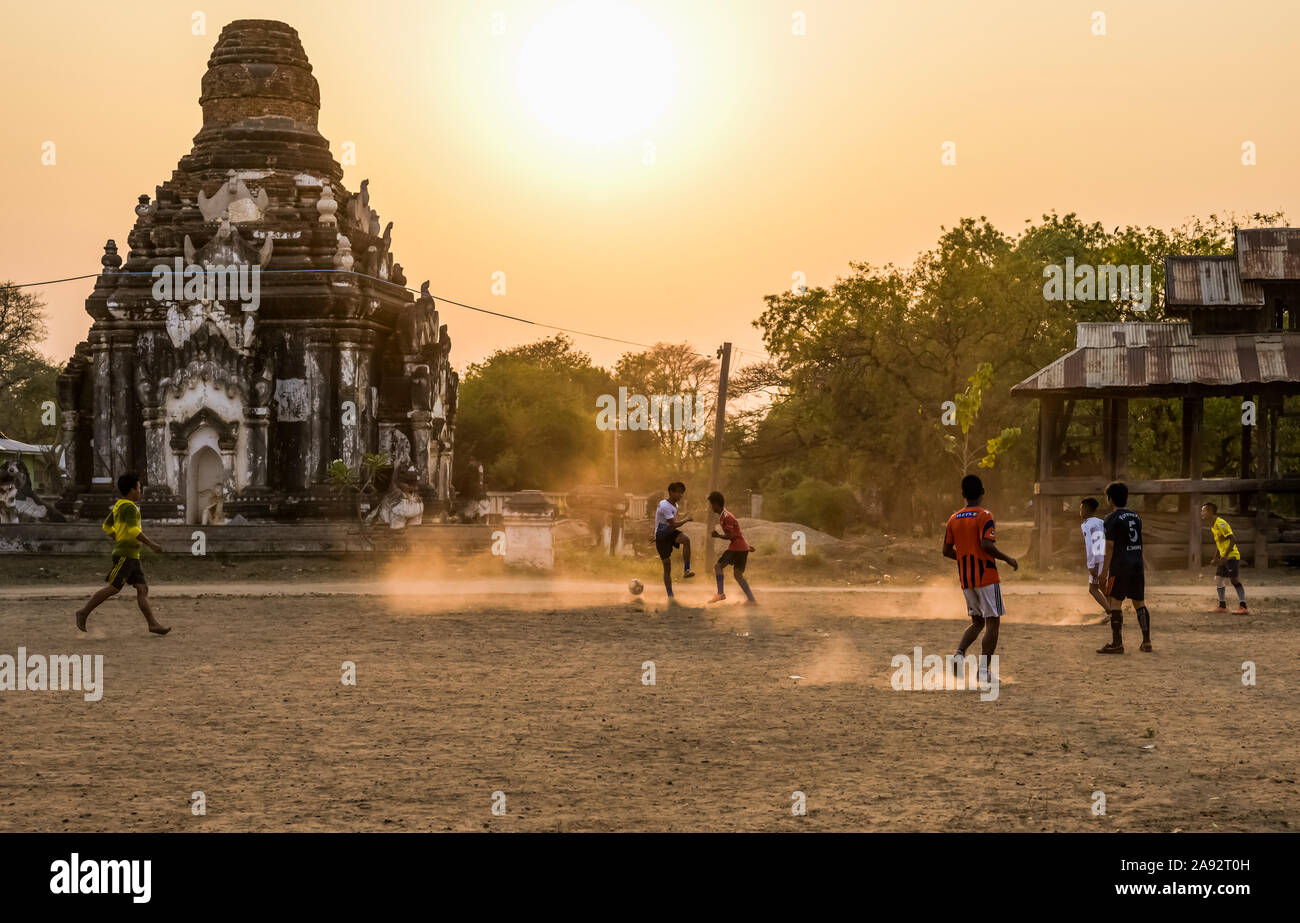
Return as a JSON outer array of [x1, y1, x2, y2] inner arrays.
[[454, 335, 614, 492], [0, 283, 62, 444]]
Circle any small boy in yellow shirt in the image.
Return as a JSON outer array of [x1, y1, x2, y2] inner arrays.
[[1200, 501, 1247, 614]]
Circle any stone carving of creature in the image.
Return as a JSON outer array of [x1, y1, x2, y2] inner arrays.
[[375, 222, 393, 279], [368, 465, 423, 530], [411, 366, 433, 412], [134, 365, 155, 408], [200, 484, 227, 526], [387, 429, 412, 471], [184, 217, 273, 269], [252, 367, 274, 407], [0, 455, 55, 523], [198, 169, 269, 223]]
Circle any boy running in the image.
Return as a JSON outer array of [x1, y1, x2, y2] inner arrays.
[[943, 474, 1017, 683], [1079, 498, 1109, 614], [1097, 481, 1150, 653], [653, 481, 695, 601], [1201, 501, 1247, 613], [706, 491, 756, 604], [76, 472, 170, 635]]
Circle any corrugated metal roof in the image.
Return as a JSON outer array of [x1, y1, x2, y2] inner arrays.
[[1236, 228, 1300, 280], [1075, 322, 1191, 348], [1013, 323, 1300, 394], [1165, 255, 1264, 307]]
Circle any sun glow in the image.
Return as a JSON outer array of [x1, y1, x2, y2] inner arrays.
[[516, 0, 676, 145]]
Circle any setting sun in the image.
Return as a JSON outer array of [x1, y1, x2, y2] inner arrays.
[[516, 0, 676, 144]]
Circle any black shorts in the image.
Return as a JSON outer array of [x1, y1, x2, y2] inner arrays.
[[1106, 571, 1143, 602], [1215, 558, 1241, 580], [655, 529, 682, 560], [716, 550, 749, 572], [106, 556, 147, 589]]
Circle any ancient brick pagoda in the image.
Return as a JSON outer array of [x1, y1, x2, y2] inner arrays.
[[58, 19, 457, 523]]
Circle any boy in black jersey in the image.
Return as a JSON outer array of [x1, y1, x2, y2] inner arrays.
[[1097, 481, 1152, 654]]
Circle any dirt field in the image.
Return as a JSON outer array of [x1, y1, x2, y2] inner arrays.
[[1, 576, 1296, 832]]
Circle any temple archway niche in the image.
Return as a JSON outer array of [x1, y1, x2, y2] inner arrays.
[[187, 444, 224, 525]]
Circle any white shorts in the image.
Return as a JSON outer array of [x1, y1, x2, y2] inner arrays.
[[1087, 563, 1103, 585], [962, 583, 1005, 619]]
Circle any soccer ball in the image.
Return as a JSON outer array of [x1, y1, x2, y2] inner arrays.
[[629, 578, 644, 596]]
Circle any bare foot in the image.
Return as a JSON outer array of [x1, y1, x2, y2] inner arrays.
[[75, 610, 88, 632], [148, 625, 171, 636]]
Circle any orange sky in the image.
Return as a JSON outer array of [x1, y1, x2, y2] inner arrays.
[[1, 0, 1297, 373]]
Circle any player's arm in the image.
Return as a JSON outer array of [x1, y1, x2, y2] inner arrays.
[[672, 511, 693, 526], [1100, 539, 1114, 584], [980, 536, 1017, 570], [942, 541, 956, 560], [136, 529, 163, 553]]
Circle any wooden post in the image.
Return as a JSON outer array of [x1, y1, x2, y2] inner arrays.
[[1184, 396, 1204, 569], [1255, 492, 1270, 570], [1240, 392, 1253, 513], [704, 343, 732, 567], [1035, 397, 1060, 568], [1102, 398, 1116, 479], [1113, 398, 1129, 479]]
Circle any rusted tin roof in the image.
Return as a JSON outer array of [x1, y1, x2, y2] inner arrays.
[[1236, 228, 1300, 280], [1165, 255, 1264, 308], [1012, 322, 1300, 395]]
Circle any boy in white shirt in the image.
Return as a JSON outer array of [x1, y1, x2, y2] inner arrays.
[[653, 481, 695, 600], [1079, 497, 1108, 614]]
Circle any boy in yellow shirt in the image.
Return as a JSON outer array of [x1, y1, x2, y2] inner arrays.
[[75, 472, 170, 635], [1200, 501, 1247, 614]]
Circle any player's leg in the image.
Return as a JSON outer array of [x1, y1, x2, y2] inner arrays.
[[1088, 567, 1109, 611], [661, 553, 675, 600], [1098, 578, 1124, 653], [133, 577, 169, 635], [675, 532, 694, 578], [1227, 560, 1247, 612], [1132, 596, 1151, 652], [731, 552, 755, 603], [1213, 562, 1229, 611], [709, 552, 728, 603], [76, 584, 120, 631]]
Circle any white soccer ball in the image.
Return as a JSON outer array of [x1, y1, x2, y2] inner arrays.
[[629, 578, 644, 596]]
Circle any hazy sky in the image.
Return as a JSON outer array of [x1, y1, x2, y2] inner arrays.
[[2, 0, 1296, 373]]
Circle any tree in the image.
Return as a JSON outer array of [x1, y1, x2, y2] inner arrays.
[[0, 283, 62, 443], [454, 335, 614, 492], [612, 342, 717, 474]]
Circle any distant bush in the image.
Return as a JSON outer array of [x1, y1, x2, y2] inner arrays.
[[761, 476, 860, 537]]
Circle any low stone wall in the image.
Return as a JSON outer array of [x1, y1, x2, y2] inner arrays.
[[0, 522, 493, 556]]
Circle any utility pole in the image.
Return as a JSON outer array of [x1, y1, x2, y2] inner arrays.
[[704, 342, 732, 566], [613, 425, 619, 489]]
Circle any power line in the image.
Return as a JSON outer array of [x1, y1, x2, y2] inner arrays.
[[1, 268, 769, 360]]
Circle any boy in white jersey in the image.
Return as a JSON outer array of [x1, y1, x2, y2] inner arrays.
[[652, 481, 695, 601], [1079, 497, 1108, 614]]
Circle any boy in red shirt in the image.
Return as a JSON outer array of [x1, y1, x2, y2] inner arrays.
[[706, 491, 756, 604], [942, 474, 1017, 680]]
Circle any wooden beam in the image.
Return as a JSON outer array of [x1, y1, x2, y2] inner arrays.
[[1255, 491, 1270, 570], [1036, 475, 1300, 496], [1035, 398, 1061, 567], [1184, 396, 1204, 569], [1240, 392, 1253, 513]]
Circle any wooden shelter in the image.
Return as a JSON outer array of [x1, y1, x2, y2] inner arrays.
[[1012, 229, 1300, 568]]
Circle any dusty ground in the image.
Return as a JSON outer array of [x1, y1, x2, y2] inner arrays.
[[1, 570, 1295, 833]]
